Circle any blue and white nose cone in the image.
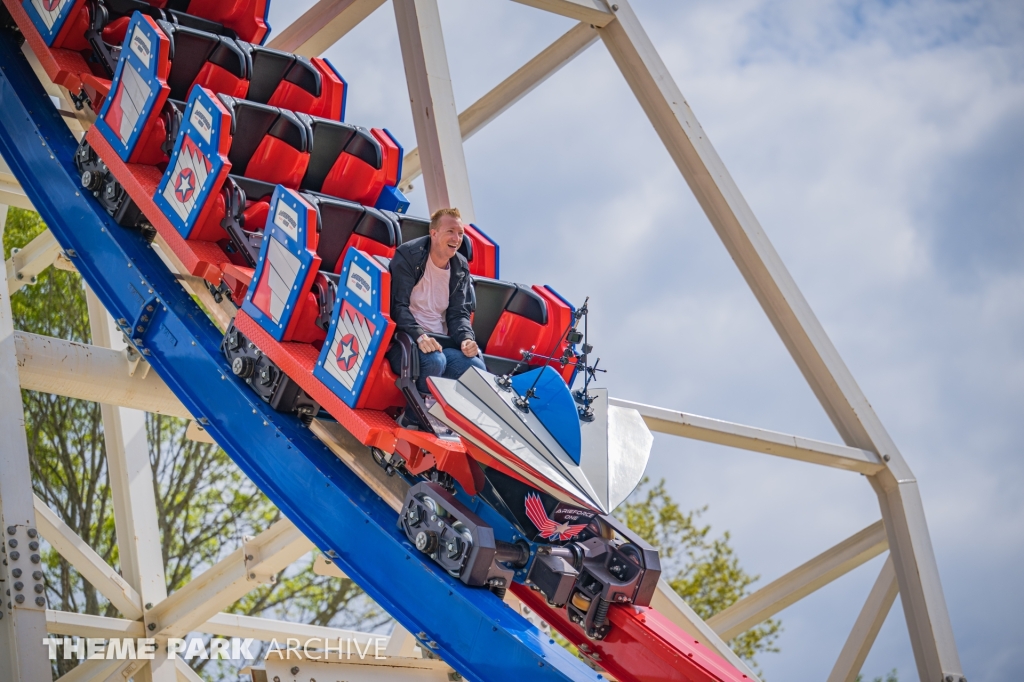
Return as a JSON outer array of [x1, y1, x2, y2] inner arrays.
[[426, 366, 653, 514]]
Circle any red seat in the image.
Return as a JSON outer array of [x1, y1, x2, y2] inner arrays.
[[303, 193, 400, 272], [185, 95, 310, 245], [300, 117, 400, 207], [245, 46, 347, 120], [469, 277, 576, 382], [95, 14, 346, 169], [32, 0, 268, 76]]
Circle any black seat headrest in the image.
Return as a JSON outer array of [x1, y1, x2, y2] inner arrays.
[[284, 55, 321, 97], [298, 117, 381, 193], [354, 206, 396, 248], [159, 23, 223, 99], [245, 45, 294, 103], [470, 277, 517, 349], [506, 285, 547, 326], [304, 193, 364, 273], [397, 215, 428, 244], [218, 96, 309, 174]]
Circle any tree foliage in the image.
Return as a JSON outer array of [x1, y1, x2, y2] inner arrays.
[[615, 478, 782, 672]]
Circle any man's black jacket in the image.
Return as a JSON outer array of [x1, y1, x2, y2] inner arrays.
[[389, 235, 475, 345]]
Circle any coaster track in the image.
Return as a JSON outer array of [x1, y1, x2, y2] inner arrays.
[[0, 14, 744, 682]]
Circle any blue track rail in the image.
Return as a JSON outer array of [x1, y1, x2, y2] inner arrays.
[[0, 30, 599, 682]]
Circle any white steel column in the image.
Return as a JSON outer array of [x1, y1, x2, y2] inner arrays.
[[596, 3, 961, 679], [827, 556, 900, 682], [398, 21, 599, 191], [707, 522, 887, 640], [85, 289, 174, 682], [393, 0, 476, 221], [15, 331, 190, 418], [268, 0, 387, 56], [0, 204, 52, 681]]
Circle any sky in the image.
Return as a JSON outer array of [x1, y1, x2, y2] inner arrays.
[[262, 1, 1024, 679]]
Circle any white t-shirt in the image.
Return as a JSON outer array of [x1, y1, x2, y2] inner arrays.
[[409, 257, 450, 335]]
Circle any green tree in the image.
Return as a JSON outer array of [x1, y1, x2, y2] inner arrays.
[[5, 208, 384, 680], [615, 478, 782, 673]]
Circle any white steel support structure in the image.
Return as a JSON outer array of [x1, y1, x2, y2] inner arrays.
[[393, 0, 476, 221], [85, 288, 176, 682], [1, 203, 54, 682], [1, 1, 964, 680], [593, 3, 961, 680], [828, 556, 901, 682], [397, 21, 599, 192]]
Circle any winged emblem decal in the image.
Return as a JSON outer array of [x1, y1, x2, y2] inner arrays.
[[524, 493, 589, 542]]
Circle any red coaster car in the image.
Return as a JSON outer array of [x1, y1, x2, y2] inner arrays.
[[224, 187, 580, 452]]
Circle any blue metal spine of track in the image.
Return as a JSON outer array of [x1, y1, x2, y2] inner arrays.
[[0, 29, 600, 682]]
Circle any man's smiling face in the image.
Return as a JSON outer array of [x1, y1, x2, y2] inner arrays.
[[430, 215, 465, 263]]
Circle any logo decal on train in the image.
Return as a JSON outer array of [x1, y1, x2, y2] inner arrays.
[[346, 263, 373, 305], [129, 25, 152, 64], [162, 137, 211, 222], [524, 493, 590, 542], [324, 302, 375, 389]]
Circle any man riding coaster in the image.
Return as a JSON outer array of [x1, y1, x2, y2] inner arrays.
[[388, 207, 485, 430]]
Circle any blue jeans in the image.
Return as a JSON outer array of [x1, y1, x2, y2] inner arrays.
[[416, 347, 486, 395]]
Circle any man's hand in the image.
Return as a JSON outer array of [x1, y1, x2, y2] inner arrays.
[[417, 334, 443, 353], [461, 338, 479, 357]]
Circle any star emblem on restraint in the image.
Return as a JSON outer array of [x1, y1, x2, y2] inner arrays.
[[337, 333, 359, 371], [174, 167, 195, 203]]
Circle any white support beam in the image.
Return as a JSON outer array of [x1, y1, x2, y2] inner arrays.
[[267, 0, 387, 56], [174, 658, 203, 682], [33, 497, 144, 621], [5, 228, 60, 294], [510, 0, 615, 27], [45, 610, 146, 639], [394, 0, 476, 221], [0, 204, 52, 682], [597, 3, 962, 678], [707, 522, 888, 641], [827, 556, 900, 682], [147, 520, 313, 638], [0, 155, 33, 210], [610, 398, 884, 475], [85, 289, 176, 682], [650, 580, 761, 681], [399, 22, 598, 191], [202, 612, 387, 646], [15, 331, 191, 418]]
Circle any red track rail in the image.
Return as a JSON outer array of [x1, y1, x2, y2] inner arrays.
[[513, 584, 749, 682]]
